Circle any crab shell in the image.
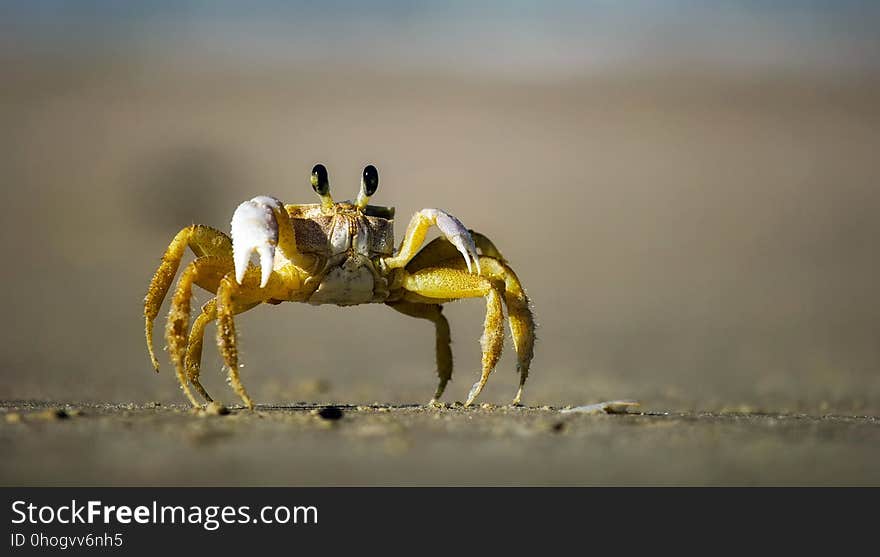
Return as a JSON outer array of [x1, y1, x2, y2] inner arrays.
[[287, 202, 395, 257]]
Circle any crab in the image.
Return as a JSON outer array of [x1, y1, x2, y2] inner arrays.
[[144, 164, 535, 409]]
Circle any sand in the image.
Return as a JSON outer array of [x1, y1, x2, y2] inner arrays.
[[2, 54, 879, 486], [2, 400, 877, 486]]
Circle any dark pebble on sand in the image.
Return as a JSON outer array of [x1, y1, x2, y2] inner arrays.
[[38, 408, 70, 420], [318, 406, 344, 420]]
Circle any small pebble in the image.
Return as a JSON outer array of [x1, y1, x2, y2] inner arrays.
[[35, 408, 69, 421], [317, 406, 344, 420]]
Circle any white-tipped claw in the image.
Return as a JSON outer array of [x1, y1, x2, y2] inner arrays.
[[231, 197, 281, 288], [431, 209, 482, 275]]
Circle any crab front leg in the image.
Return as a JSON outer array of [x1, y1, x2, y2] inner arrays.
[[381, 209, 482, 274], [400, 267, 505, 406]]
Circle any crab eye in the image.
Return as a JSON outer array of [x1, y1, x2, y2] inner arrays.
[[311, 164, 329, 195], [362, 165, 379, 197]]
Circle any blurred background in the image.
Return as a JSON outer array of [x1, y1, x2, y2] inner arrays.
[[2, 1, 879, 414]]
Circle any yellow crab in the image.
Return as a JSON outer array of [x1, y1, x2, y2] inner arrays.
[[144, 164, 535, 409]]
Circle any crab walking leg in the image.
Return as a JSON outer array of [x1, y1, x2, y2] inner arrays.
[[215, 272, 285, 409], [216, 276, 251, 409], [381, 209, 482, 274], [402, 268, 505, 406], [165, 256, 236, 407], [144, 225, 232, 371], [472, 257, 535, 405], [387, 302, 453, 404], [185, 303, 216, 403], [184, 297, 261, 404], [409, 252, 536, 405]]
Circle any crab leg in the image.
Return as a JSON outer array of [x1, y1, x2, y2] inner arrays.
[[463, 256, 535, 406], [183, 297, 261, 404], [214, 269, 294, 409], [386, 302, 453, 404], [215, 197, 313, 409], [404, 238, 535, 405], [166, 255, 235, 407], [185, 302, 217, 403], [215, 275, 253, 409], [144, 225, 232, 372], [381, 209, 481, 275], [401, 267, 505, 406]]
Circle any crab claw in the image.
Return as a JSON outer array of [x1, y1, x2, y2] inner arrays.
[[231, 196, 282, 288], [428, 209, 482, 275]]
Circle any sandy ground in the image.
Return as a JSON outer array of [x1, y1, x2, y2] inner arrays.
[[1, 400, 877, 486], [2, 53, 879, 486]]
